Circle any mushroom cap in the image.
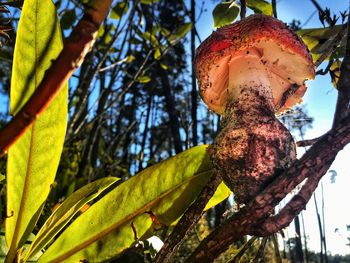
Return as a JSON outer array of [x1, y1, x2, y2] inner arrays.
[[195, 14, 315, 114]]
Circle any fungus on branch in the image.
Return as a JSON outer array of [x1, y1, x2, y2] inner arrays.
[[195, 14, 315, 204]]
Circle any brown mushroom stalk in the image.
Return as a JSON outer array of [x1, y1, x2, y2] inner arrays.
[[195, 14, 315, 205], [209, 80, 296, 204]]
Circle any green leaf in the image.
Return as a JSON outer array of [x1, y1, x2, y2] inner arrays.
[[204, 182, 231, 210], [143, 31, 159, 47], [37, 145, 215, 262], [0, 173, 5, 183], [140, 0, 160, 4], [330, 59, 341, 88], [160, 27, 171, 37], [168, 22, 193, 45], [212, 2, 240, 28], [60, 9, 76, 30], [160, 63, 168, 70], [1, 230, 43, 262], [0, 230, 7, 261], [110, 1, 129, 20], [297, 25, 345, 62], [126, 54, 135, 63], [246, 0, 273, 16], [137, 75, 151, 83], [5, 0, 68, 258], [23, 177, 119, 261], [154, 48, 161, 60], [97, 24, 105, 38]]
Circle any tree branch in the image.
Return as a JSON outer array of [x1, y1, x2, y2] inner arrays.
[[272, 0, 277, 18], [310, 0, 333, 26], [296, 136, 321, 147], [186, 113, 350, 262], [0, 1, 113, 157], [314, 24, 347, 68], [154, 174, 222, 263], [332, 14, 350, 127], [240, 0, 246, 19], [249, 168, 322, 236]]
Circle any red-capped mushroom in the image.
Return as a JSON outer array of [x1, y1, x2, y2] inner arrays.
[[195, 14, 315, 204]]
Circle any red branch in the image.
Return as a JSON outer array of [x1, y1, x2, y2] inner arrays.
[[0, 1, 113, 157]]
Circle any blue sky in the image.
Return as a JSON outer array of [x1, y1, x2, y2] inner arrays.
[[193, 0, 350, 256]]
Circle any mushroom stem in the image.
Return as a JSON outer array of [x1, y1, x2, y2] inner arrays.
[[208, 84, 296, 204]]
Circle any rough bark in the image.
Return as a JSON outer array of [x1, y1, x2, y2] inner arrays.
[[187, 113, 350, 262]]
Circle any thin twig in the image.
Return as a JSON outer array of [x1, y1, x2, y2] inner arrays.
[[0, 1, 113, 157], [296, 135, 323, 147], [228, 236, 258, 263], [310, 0, 333, 26], [180, 0, 202, 43], [67, 3, 136, 137], [314, 24, 347, 68], [252, 237, 268, 263], [272, 0, 277, 18], [154, 174, 222, 263], [271, 234, 282, 263], [316, 59, 334, 75], [240, 0, 246, 19]]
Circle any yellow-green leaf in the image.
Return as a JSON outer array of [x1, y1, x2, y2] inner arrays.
[[143, 31, 159, 47], [204, 181, 231, 210], [160, 63, 168, 70], [110, 1, 129, 20], [297, 25, 346, 62], [5, 0, 67, 259], [137, 75, 151, 83], [126, 54, 135, 63], [330, 59, 341, 88], [168, 22, 193, 45], [37, 145, 216, 262], [246, 0, 273, 16], [23, 177, 119, 261], [140, 0, 160, 4], [212, 2, 240, 28], [154, 48, 161, 60]]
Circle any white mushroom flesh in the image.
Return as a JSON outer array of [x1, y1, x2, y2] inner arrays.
[[203, 39, 314, 114]]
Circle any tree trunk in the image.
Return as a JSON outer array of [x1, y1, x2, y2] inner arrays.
[[158, 64, 183, 154], [190, 0, 198, 146], [77, 70, 112, 180], [301, 212, 310, 263], [314, 194, 324, 263], [294, 215, 304, 262], [68, 53, 95, 136], [138, 96, 152, 171]]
